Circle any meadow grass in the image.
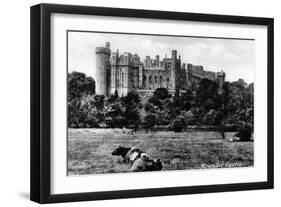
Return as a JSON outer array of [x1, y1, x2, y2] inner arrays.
[[67, 129, 253, 175]]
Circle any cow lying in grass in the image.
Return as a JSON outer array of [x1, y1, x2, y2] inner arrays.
[[130, 156, 163, 172], [111, 146, 143, 163], [111, 146, 163, 172]]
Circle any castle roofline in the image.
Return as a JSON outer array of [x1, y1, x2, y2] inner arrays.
[[216, 71, 226, 76], [95, 47, 111, 54]]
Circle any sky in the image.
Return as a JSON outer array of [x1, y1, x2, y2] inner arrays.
[[68, 31, 255, 84]]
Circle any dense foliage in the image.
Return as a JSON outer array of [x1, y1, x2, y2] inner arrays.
[[68, 71, 96, 101], [68, 72, 253, 139]]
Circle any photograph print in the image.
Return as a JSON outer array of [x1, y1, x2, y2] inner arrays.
[[67, 31, 254, 175]]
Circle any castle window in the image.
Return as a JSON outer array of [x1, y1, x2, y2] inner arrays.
[[154, 76, 157, 83], [122, 72, 124, 87], [166, 63, 171, 69], [143, 75, 147, 87], [149, 76, 152, 84], [143, 75, 147, 82], [160, 76, 163, 87], [167, 78, 170, 88], [116, 73, 119, 87]]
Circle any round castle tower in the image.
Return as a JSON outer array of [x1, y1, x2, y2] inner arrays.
[[95, 42, 111, 96], [217, 70, 226, 89], [216, 70, 226, 94]]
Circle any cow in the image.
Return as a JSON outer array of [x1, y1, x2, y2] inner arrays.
[[130, 157, 163, 172], [111, 146, 143, 163]]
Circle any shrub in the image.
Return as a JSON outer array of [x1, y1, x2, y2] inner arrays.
[[235, 122, 253, 141], [189, 107, 204, 125], [122, 90, 141, 106], [105, 115, 125, 128], [153, 88, 169, 100], [142, 113, 157, 129], [124, 104, 141, 128], [170, 116, 186, 132], [203, 109, 217, 125], [148, 96, 162, 109], [183, 111, 194, 125], [156, 110, 172, 126], [144, 102, 155, 113]]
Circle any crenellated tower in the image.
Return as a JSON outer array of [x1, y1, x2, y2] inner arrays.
[[170, 50, 177, 90], [170, 50, 181, 91], [216, 70, 226, 94], [95, 42, 111, 96]]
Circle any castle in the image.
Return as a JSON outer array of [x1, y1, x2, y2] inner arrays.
[[94, 42, 225, 97]]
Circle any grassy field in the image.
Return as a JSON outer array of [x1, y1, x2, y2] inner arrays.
[[67, 128, 253, 175]]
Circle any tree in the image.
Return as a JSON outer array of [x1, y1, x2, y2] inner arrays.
[[68, 94, 105, 128], [170, 116, 186, 132], [92, 94, 105, 110], [68, 97, 82, 128], [153, 88, 169, 100], [104, 101, 125, 128], [147, 88, 171, 111], [180, 90, 193, 111], [156, 109, 172, 126], [235, 121, 253, 141], [190, 107, 204, 125], [203, 109, 217, 125], [204, 98, 215, 112], [107, 90, 119, 104], [144, 102, 155, 113], [222, 82, 230, 108], [80, 94, 105, 125], [183, 111, 194, 125], [121, 90, 141, 106], [124, 103, 141, 129], [68, 71, 95, 101], [148, 96, 162, 109], [142, 113, 157, 129], [173, 88, 181, 108], [194, 79, 222, 112], [67, 72, 97, 128]]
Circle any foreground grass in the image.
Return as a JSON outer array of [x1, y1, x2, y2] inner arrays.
[[67, 129, 253, 175]]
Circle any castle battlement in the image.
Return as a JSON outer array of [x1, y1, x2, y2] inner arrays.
[[144, 67, 166, 71], [95, 47, 111, 55]]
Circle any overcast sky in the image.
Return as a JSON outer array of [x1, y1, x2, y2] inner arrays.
[[68, 31, 254, 83]]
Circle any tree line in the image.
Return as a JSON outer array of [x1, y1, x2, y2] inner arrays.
[[68, 71, 253, 140]]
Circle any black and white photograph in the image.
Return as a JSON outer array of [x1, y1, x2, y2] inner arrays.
[[67, 31, 254, 175], [28, 2, 274, 204]]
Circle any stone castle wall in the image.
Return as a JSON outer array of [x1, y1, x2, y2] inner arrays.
[[95, 42, 225, 97]]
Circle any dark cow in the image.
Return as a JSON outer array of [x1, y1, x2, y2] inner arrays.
[[130, 156, 163, 172], [111, 146, 143, 163]]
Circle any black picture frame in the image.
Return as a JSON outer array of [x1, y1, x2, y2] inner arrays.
[[30, 3, 274, 204]]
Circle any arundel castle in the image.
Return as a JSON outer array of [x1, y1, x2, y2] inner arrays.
[[94, 42, 226, 97]]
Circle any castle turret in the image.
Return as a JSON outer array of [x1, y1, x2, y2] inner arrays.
[[171, 50, 177, 90], [182, 63, 186, 70], [145, 56, 151, 67], [156, 55, 160, 67], [139, 63, 144, 88], [95, 42, 111, 96], [110, 50, 119, 94], [217, 70, 226, 94]]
